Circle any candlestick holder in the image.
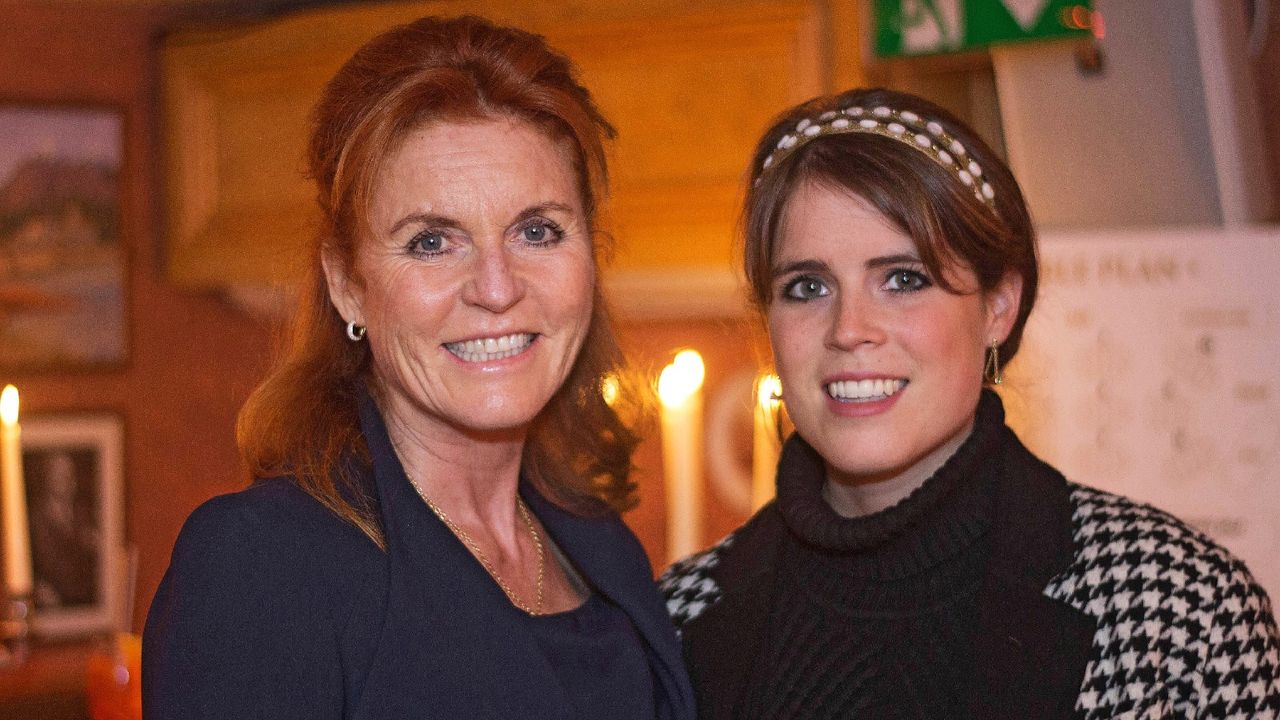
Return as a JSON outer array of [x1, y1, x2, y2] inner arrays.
[[0, 594, 31, 668]]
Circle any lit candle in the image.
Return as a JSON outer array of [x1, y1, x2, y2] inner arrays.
[[752, 374, 783, 511], [600, 372, 620, 408], [0, 385, 32, 598], [657, 350, 705, 563]]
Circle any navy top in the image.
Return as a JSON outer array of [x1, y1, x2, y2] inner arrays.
[[524, 593, 657, 719], [142, 386, 695, 720]]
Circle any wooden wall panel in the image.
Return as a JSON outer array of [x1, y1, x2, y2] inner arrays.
[[162, 0, 823, 318]]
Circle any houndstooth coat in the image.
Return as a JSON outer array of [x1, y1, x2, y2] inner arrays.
[[660, 421, 1280, 720]]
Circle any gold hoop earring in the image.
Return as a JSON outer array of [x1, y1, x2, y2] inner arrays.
[[984, 341, 1002, 385]]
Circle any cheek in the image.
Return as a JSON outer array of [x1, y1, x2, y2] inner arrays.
[[900, 303, 987, 373], [550, 252, 595, 324], [768, 304, 822, 354], [766, 307, 818, 393], [370, 270, 448, 324], [765, 310, 792, 367]]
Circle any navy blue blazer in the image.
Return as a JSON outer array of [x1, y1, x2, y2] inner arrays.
[[143, 392, 696, 720]]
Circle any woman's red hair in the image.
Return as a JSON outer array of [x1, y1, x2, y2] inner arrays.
[[237, 15, 647, 548]]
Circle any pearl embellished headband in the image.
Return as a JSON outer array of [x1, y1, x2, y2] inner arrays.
[[756, 105, 997, 208]]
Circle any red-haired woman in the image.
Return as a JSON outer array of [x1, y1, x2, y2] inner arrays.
[[144, 16, 694, 720], [660, 88, 1280, 719]]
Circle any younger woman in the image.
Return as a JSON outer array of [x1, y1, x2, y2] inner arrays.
[[660, 88, 1280, 719]]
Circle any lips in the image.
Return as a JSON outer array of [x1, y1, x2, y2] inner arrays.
[[826, 378, 907, 401], [443, 332, 535, 363]]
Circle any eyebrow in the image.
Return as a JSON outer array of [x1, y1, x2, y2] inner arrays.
[[388, 202, 577, 236], [772, 258, 828, 277], [772, 253, 922, 277], [512, 202, 575, 224], [865, 253, 923, 269], [389, 213, 462, 236]]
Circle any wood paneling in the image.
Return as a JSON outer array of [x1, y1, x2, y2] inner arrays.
[[162, 0, 824, 311]]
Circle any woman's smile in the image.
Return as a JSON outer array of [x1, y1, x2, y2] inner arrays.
[[824, 377, 908, 402], [443, 332, 537, 364]]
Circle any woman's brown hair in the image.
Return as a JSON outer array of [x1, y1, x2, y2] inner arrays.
[[237, 15, 645, 548], [743, 87, 1039, 364]]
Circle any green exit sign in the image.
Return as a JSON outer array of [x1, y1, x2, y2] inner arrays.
[[875, 0, 1095, 57]]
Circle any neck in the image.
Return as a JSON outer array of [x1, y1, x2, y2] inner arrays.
[[375, 386, 527, 531], [823, 419, 975, 518]]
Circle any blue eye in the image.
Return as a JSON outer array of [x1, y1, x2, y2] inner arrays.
[[409, 230, 447, 255], [885, 268, 930, 292], [783, 276, 829, 301], [520, 220, 563, 246]]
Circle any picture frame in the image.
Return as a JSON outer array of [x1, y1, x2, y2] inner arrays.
[[19, 413, 124, 638], [0, 103, 128, 370]]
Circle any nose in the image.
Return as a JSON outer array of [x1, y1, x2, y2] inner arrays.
[[462, 244, 525, 313], [827, 291, 886, 350]]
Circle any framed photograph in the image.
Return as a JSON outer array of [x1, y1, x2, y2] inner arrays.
[[0, 104, 127, 370], [19, 413, 124, 638]]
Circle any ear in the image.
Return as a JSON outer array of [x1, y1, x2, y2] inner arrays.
[[983, 272, 1023, 345], [321, 243, 364, 327]]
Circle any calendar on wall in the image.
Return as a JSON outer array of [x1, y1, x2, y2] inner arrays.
[[1002, 226, 1280, 601]]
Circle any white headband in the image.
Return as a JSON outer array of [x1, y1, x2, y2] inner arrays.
[[757, 105, 996, 208]]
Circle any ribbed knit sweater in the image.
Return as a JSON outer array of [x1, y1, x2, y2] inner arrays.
[[740, 398, 1003, 719]]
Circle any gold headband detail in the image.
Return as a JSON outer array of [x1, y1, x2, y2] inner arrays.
[[757, 105, 996, 208]]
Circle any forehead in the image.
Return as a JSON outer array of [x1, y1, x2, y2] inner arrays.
[[381, 117, 573, 183], [775, 181, 916, 260], [368, 118, 582, 221]]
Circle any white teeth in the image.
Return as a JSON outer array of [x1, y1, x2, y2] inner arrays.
[[826, 378, 906, 401], [444, 333, 534, 363]]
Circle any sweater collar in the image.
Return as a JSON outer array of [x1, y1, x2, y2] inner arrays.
[[683, 389, 1096, 720], [776, 389, 1004, 557]]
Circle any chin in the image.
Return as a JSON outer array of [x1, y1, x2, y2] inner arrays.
[[801, 422, 919, 483], [462, 400, 550, 434], [821, 450, 911, 484]]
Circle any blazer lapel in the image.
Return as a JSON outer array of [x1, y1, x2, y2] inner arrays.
[[966, 427, 1096, 720], [679, 508, 783, 720], [351, 391, 572, 720]]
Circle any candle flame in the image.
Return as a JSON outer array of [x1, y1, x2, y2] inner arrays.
[[600, 373, 620, 407], [756, 373, 782, 409], [657, 350, 705, 407], [0, 385, 17, 426]]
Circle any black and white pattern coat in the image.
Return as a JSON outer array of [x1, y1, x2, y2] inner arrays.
[[660, 420, 1280, 720]]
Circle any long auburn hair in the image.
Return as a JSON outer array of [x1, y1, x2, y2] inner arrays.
[[237, 15, 647, 548]]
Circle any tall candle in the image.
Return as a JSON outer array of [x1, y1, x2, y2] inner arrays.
[[657, 350, 705, 563], [751, 374, 783, 511], [0, 385, 32, 598]]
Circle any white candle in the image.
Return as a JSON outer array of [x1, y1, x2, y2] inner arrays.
[[657, 350, 705, 563], [751, 374, 783, 511], [0, 385, 32, 598]]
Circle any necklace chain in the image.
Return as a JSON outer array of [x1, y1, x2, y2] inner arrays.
[[406, 476, 545, 615]]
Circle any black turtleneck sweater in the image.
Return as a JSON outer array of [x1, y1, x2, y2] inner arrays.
[[740, 393, 1004, 719]]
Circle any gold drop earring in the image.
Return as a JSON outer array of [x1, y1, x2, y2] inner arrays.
[[984, 340, 1002, 385]]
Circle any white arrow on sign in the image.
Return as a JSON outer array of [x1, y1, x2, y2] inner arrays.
[[902, 0, 964, 53], [1001, 0, 1051, 31]]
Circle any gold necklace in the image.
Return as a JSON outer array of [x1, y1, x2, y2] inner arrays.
[[406, 476, 545, 616]]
